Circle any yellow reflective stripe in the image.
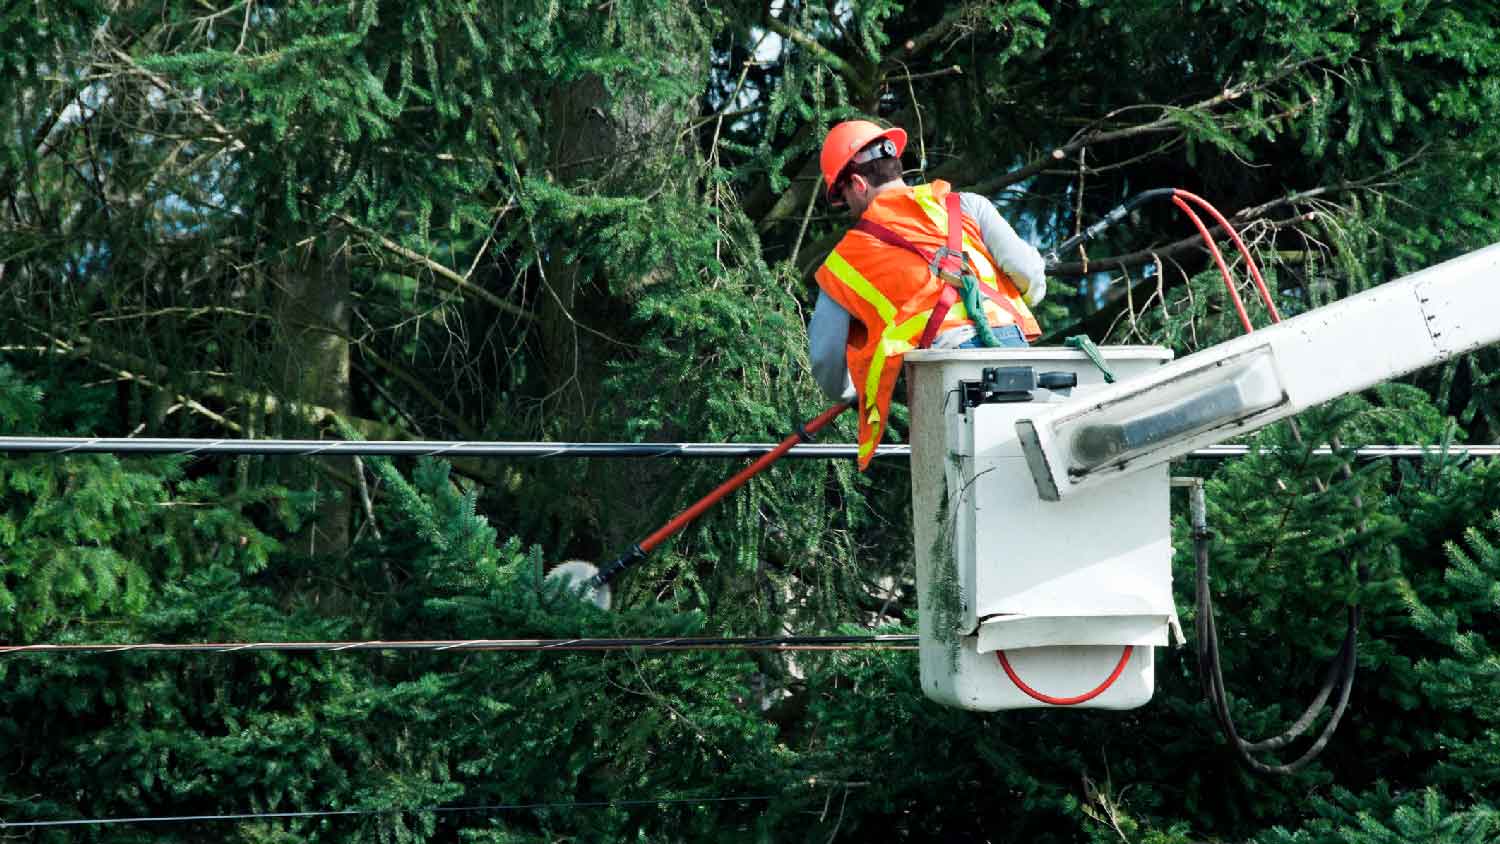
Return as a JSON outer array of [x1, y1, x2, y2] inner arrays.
[[823, 249, 896, 323], [864, 313, 930, 406], [829, 199, 976, 457], [860, 310, 931, 449], [890, 312, 930, 342], [911, 185, 997, 282], [864, 347, 886, 411]]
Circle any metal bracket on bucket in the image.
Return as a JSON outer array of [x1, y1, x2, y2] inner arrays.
[[959, 366, 1077, 413]]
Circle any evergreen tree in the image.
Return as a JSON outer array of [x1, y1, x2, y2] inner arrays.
[[2, 1, 1500, 840]]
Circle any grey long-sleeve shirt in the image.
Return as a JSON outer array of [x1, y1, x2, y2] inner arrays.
[[810, 191, 1046, 401]]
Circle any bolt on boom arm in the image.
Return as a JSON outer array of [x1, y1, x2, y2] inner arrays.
[[1018, 242, 1500, 501]]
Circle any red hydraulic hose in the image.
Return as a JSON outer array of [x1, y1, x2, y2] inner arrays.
[[1171, 190, 1283, 323], [997, 646, 1136, 706], [1173, 196, 1256, 334]]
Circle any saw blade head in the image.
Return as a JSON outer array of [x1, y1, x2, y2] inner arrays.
[[545, 560, 612, 610]]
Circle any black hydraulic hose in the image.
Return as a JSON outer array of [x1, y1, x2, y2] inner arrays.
[[1126, 186, 1367, 775], [1043, 188, 1177, 267], [1196, 529, 1358, 773], [1187, 466, 1364, 775], [1233, 622, 1353, 753]]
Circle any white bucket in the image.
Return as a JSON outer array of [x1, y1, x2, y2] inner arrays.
[[905, 347, 1178, 711]]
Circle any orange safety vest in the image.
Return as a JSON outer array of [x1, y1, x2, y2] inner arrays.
[[814, 180, 1040, 470]]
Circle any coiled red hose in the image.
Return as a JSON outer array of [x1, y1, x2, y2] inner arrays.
[[996, 646, 1136, 706]]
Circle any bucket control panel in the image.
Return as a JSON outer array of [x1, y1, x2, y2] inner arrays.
[[959, 366, 1078, 411]]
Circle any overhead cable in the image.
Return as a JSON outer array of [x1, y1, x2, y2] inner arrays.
[[0, 435, 1492, 460], [0, 794, 776, 829], [0, 634, 919, 656]]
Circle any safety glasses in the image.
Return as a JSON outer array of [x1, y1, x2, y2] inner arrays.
[[826, 172, 857, 209]]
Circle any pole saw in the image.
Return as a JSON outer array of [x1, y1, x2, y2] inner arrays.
[[546, 401, 851, 609]]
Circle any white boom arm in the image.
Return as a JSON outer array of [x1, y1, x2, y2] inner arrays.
[[1018, 242, 1500, 501]]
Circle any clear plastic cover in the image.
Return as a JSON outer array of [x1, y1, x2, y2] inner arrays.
[[1058, 345, 1286, 476]]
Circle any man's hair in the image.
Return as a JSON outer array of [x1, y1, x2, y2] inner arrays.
[[844, 155, 903, 188]]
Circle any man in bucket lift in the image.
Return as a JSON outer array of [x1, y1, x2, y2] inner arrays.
[[809, 120, 1049, 469]]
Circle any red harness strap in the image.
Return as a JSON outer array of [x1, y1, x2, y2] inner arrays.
[[941, 190, 964, 270], [919, 287, 961, 350], [851, 191, 1026, 349], [921, 192, 967, 348]]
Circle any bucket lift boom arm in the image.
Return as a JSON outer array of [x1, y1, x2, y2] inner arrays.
[[1018, 243, 1500, 501]]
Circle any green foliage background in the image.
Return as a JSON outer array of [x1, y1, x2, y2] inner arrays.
[[2, 1, 1500, 841]]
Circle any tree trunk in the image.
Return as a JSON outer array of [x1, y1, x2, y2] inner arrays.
[[275, 237, 352, 556]]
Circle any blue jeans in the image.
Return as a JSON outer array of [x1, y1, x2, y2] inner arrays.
[[957, 324, 1028, 349]]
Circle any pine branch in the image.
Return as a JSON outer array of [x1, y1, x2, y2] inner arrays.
[[19, 323, 500, 485], [762, 15, 860, 83], [63, 303, 484, 442], [337, 214, 535, 322], [87, 306, 269, 325], [885, 65, 963, 83], [352, 343, 483, 441], [1041, 213, 1309, 343], [1048, 170, 1398, 276], [108, 46, 245, 152], [965, 60, 1323, 196], [1044, 220, 1282, 277], [30, 332, 243, 433], [756, 165, 824, 234]]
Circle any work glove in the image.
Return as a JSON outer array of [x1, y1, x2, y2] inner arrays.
[[1021, 273, 1047, 307]]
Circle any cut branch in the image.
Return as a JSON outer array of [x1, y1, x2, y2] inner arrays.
[[889, 8, 967, 62], [967, 125, 1181, 196], [886, 65, 963, 83]]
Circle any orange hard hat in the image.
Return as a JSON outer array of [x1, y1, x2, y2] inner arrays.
[[819, 120, 908, 192]]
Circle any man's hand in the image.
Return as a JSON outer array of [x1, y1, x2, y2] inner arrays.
[[1022, 274, 1047, 307]]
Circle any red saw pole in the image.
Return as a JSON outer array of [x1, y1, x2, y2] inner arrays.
[[587, 401, 852, 590]]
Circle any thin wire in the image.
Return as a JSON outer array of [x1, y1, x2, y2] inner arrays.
[[0, 634, 920, 656], [0, 795, 778, 829], [0, 435, 1491, 460]]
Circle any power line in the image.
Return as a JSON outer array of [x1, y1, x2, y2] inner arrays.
[[0, 794, 777, 829], [0, 634, 919, 656], [0, 436, 871, 459], [0, 435, 1493, 460]]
